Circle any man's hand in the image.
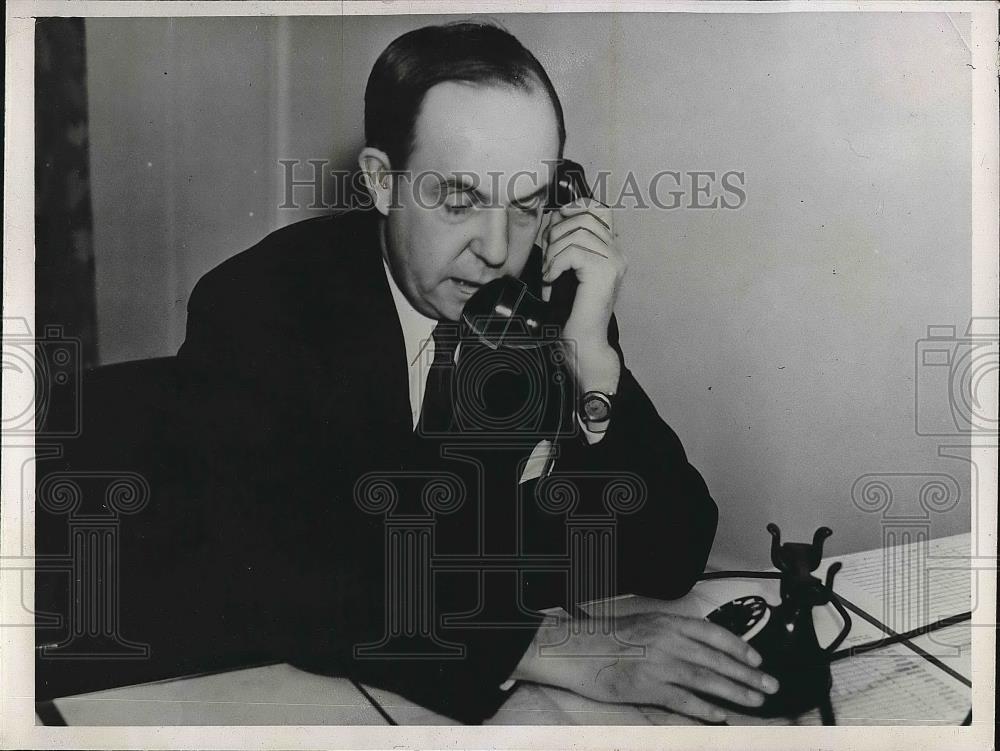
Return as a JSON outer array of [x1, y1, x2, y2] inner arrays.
[[511, 611, 779, 723], [542, 199, 624, 395]]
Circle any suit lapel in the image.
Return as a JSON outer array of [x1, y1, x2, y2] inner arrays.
[[319, 211, 414, 445]]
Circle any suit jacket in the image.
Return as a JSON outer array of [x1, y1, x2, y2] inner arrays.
[[173, 208, 719, 723]]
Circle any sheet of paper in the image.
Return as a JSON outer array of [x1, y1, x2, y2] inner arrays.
[[817, 533, 972, 635], [823, 640, 970, 725], [904, 622, 973, 682]]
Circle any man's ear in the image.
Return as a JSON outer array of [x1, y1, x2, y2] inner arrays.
[[358, 147, 393, 216]]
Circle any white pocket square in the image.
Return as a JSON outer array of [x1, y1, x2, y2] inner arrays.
[[519, 439, 553, 484]]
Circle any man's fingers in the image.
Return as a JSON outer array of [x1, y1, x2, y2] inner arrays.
[[659, 684, 728, 724], [557, 200, 612, 232], [548, 241, 609, 269], [676, 617, 763, 666], [543, 243, 604, 284], [672, 637, 778, 694], [670, 661, 766, 708], [547, 211, 612, 247], [543, 233, 620, 284]]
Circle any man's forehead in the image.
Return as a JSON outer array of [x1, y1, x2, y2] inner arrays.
[[407, 81, 560, 199]]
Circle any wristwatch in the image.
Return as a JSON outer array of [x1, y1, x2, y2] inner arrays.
[[579, 390, 614, 433]]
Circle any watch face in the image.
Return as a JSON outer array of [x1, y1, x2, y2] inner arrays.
[[582, 394, 611, 422]]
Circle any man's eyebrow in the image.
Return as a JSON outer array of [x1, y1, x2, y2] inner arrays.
[[438, 176, 549, 206], [509, 183, 549, 205], [439, 176, 489, 203]]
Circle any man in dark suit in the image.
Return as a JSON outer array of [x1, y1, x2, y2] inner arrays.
[[175, 22, 778, 724]]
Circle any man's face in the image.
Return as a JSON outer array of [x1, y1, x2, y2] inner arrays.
[[383, 81, 561, 321]]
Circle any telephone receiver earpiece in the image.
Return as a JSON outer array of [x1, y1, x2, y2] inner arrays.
[[461, 159, 592, 349]]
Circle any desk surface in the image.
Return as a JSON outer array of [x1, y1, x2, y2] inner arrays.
[[45, 534, 973, 726], [52, 664, 389, 726]]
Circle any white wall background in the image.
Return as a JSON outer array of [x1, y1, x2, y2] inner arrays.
[[84, 12, 973, 566]]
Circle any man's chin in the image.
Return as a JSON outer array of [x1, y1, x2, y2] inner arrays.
[[424, 295, 464, 323], [438, 303, 464, 322]]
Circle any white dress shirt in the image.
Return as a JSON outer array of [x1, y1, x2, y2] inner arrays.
[[382, 258, 441, 431]]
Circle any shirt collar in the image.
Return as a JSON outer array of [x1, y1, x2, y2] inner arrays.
[[381, 257, 437, 368]]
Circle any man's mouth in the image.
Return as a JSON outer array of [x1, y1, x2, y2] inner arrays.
[[451, 277, 484, 293]]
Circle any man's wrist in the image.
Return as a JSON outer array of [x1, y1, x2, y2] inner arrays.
[[578, 412, 609, 444], [560, 339, 619, 444], [509, 614, 575, 685], [566, 340, 621, 395], [577, 390, 613, 443], [509, 614, 628, 698]]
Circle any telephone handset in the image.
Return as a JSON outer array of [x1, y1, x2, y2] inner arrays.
[[460, 159, 592, 349]]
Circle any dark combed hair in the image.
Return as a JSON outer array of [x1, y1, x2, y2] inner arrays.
[[364, 22, 566, 169]]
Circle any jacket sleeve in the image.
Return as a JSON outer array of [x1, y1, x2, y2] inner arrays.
[[550, 315, 719, 601]]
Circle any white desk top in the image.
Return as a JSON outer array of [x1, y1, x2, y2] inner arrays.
[[53, 663, 389, 726]]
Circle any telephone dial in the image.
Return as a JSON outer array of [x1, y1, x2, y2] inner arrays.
[[700, 523, 852, 720], [461, 158, 591, 349]]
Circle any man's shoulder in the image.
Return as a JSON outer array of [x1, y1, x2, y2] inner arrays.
[[195, 211, 375, 291], [187, 210, 381, 316]]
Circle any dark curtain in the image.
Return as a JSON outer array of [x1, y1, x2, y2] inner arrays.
[[35, 17, 97, 369]]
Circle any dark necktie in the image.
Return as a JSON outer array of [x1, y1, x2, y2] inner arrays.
[[417, 322, 460, 436]]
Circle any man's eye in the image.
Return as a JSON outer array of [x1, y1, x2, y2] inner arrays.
[[444, 194, 475, 215], [512, 201, 541, 219]]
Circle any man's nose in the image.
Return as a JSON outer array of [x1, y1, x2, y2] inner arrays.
[[472, 208, 510, 268]]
